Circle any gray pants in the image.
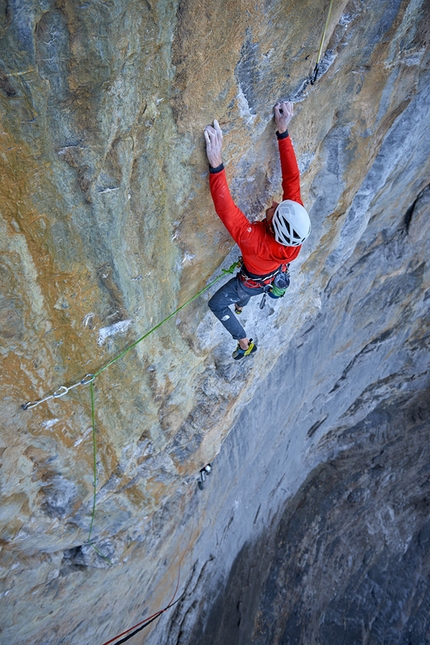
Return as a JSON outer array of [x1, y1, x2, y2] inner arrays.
[[208, 276, 266, 340]]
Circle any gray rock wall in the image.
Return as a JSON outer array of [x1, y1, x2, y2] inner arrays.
[[177, 390, 430, 645], [158, 159, 430, 645], [0, 0, 429, 643]]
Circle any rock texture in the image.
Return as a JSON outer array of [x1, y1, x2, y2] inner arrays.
[[178, 390, 430, 645], [0, 0, 429, 644]]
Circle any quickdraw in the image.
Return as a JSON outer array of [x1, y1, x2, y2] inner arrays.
[[22, 374, 95, 410]]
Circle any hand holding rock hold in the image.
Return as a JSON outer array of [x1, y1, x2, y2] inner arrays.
[[204, 119, 223, 168], [274, 101, 294, 134]]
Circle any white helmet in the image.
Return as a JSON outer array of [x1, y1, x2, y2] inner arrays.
[[272, 200, 311, 246]]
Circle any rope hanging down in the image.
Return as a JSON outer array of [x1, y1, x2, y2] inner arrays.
[[100, 562, 183, 645], [311, 0, 334, 84], [102, 592, 183, 645], [103, 597, 182, 645], [22, 260, 239, 553]]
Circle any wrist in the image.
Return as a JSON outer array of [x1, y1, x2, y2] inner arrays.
[[276, 129, 289, 140], [209, 162, 224, 174]]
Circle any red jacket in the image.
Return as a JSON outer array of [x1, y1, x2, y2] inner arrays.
[[209, 135, 303, 276]]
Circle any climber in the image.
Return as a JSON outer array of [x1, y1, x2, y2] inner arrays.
[[204, 101, 311, 360]]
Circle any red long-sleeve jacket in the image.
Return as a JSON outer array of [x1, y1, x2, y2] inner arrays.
[[209, 134, 303, 276]]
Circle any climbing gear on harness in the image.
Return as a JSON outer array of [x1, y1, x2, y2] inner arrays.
[[272, 200, 311, 246], [234, 303, 243, 314], [238, 262, 291, 307], [232, 339, 257, 360], [269, 265, 291, 298], [311, 0, 335, 84], [270, 284, 287, 298]]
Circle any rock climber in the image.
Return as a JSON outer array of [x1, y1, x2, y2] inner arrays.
[[204, 101, 311, 360]]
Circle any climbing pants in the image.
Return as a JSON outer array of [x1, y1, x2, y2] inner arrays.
[[208, 276, 266, 340]]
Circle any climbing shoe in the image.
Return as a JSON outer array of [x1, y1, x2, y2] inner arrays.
[[234, 304, 243, 315], [232, 339, 257, 360]]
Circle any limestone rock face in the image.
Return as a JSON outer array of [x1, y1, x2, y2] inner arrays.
[[0, 0, 429, 643]]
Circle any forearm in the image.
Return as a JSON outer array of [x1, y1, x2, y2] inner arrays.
[[209, 169, 250, 244], [277, 133, 303, 206]]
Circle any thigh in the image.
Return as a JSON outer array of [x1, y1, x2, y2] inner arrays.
[[210, 276, 264, 308], [237, 279, 265, 299], [209, 277, 242, 308]]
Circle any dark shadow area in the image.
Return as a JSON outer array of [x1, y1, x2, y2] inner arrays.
[[184, 388, 430, 645]]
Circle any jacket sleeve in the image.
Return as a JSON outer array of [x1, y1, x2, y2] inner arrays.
[[278, 135, 304, 206], [209, 169, 252, 245]]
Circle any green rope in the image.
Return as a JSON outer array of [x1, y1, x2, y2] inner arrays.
[[87, 382, 113, 563], [92, 260, 239, 379], [85, 260, 239, 558], [88, 380, 97, 543]]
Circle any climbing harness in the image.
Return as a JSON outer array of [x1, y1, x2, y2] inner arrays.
[[238, 262, 290, 309], [22, 260, 239, 556], [17, 4, 336, 640], [311, 0, 335, 84], [238, 264, 280, 289], [238, 263, 279, 310]]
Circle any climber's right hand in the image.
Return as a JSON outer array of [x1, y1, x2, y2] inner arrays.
[[204, 120, 223, 168], [274, 101, 294, 134]]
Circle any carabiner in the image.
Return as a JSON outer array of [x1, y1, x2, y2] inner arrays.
[[53, 385, 69, 398], [310, 63, 319, 85], [80, 374, 95, 386]]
